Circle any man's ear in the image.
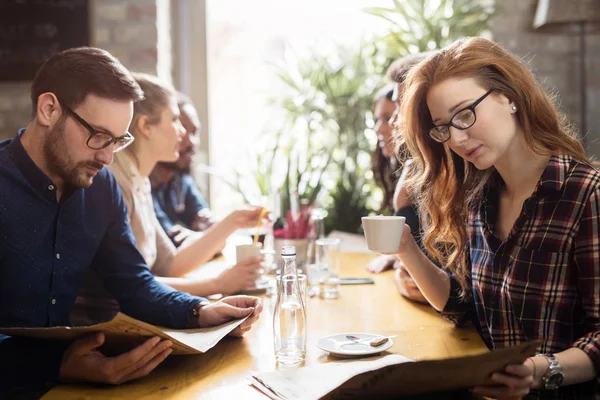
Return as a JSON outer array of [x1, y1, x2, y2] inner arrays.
[[36, 93, 62, 128], [134, 115, 153, 139]]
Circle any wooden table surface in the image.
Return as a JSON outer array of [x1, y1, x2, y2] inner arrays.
[[43, 253, 487, 399]]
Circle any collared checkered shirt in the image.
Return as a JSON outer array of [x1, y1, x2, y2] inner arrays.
[[443, 154, 600, 399]]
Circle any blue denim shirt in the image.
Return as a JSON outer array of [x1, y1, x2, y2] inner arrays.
[[0, 131, 204, 393], [152, 172, 210, 233]]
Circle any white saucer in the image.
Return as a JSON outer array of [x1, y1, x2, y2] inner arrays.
[[317, 333, 394, 358]]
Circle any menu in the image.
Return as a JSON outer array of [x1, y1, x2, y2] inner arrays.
[[0, 312, 248, 355], [250, 341, 539, 399]]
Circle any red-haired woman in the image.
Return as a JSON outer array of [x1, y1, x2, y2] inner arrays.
[[396, 37, 599, 398]]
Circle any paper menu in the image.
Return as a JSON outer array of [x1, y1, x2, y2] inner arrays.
[[250, 355, 413, 400], [161, 316, 248, 353], [0, 312, 248, 355], [250, 341, 539, 399]]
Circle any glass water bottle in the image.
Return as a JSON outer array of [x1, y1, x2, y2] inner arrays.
[[273, 245, 307, 365]]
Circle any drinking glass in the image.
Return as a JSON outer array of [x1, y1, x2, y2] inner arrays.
[[315, 237, 341, 299]]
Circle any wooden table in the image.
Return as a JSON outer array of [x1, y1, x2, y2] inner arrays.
[[44, 253, 487, 399]]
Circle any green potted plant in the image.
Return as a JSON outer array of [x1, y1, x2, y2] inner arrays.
[[206, 0, 494, 236]]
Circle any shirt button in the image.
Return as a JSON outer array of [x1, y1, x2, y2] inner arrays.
[[56, 253, 61, 260], [51, 298, 56, 305], [48, 184, 55, 191]]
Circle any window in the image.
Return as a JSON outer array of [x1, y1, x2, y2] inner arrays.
[[205, 0, 390, 216]]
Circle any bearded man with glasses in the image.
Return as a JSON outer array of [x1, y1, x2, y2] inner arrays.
[[0, 47, 262, 398]]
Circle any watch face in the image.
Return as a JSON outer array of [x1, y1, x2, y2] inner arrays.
[[546, 371, 564, 390]]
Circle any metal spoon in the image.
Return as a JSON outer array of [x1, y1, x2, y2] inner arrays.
[[345, 335, 396, 347]]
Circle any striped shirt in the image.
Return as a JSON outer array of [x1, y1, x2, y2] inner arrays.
[[443, 154, 600, 399]]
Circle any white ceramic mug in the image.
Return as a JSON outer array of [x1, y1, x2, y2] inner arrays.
[[361, 216, 405, 254]]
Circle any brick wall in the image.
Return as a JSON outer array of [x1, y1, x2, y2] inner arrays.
[[0, 0, 162, 140], [490, 0, 600, 157]]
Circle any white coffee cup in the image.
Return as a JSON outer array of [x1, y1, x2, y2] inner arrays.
[[361, 216, 405, 254], [236, 243, 263, 263]]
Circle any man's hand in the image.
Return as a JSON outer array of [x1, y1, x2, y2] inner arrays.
[[394, 262, 429, 304], [197, 295, 263, 336], [190, 209, 215, 232], [168, 224, 196, 246], [59, 333, 172, 385], [215, 256, 263, 295]]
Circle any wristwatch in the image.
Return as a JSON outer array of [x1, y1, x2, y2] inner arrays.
[[187, 300, 211, 328], [539, 353, 564, 390]]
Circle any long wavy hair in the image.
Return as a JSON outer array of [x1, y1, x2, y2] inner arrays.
[[396, 37, 587, 294]]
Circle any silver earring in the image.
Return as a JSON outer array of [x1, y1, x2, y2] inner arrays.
[[512, 106, 517, 111]]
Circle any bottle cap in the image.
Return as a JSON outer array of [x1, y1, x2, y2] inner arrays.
[[281, 245, 296, 256]]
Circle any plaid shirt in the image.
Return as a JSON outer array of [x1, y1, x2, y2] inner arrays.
[[443, 155, 600, 399]]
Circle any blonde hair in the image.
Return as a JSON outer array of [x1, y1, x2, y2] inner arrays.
[[129, 73, 176, 135], [397, 37, 587, 295]]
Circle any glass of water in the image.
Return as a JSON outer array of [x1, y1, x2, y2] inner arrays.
[[315, 237, 341, 299]]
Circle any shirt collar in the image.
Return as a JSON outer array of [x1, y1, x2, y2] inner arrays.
[[485, 154, 568, 196], [537, 154, 569, 193], [481, 154, 568, 228], [8, 129, 57, 201]]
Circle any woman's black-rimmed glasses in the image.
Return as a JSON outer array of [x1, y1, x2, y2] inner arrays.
[[429, 89, 494, 143]]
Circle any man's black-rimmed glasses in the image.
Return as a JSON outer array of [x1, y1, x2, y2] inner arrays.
[[60, 102, 134, 152]]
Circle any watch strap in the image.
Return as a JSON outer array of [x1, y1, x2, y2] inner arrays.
[[187, 299, 211, 328], [539, 353, 563, 390]]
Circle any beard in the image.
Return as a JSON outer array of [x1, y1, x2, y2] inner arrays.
[[43, 118, 105, 189], [158, 146, 193, 174]]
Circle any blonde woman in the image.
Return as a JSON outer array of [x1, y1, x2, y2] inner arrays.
[[110, 73, 264, 296], [397, 38, 599, 398]]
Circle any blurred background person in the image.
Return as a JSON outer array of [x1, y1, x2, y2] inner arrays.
[[371, 82, 398, 215], [150, 93, 215, 247], [366, 54, 430, 307]]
